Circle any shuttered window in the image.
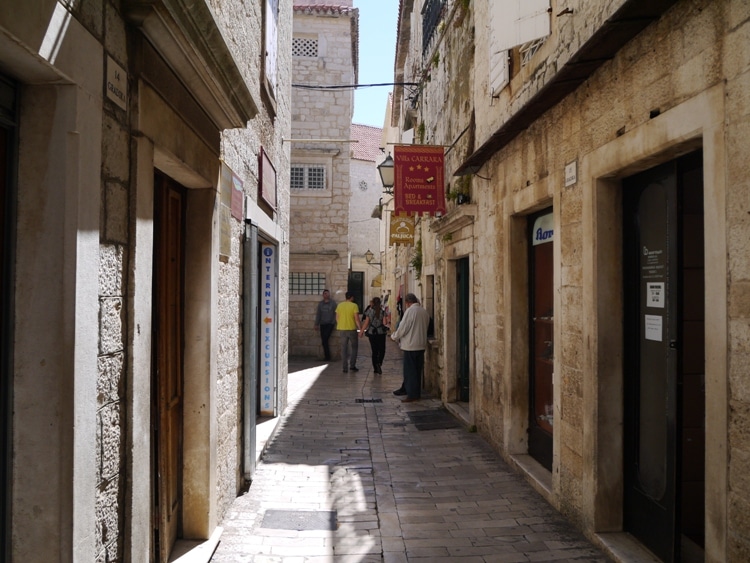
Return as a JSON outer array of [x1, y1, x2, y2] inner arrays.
[[489, 0, 550, 96]]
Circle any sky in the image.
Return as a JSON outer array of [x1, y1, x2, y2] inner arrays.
[[352, 0, 400, 128]]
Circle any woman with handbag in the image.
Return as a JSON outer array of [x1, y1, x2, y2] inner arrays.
[[359, 296, 389, 374]]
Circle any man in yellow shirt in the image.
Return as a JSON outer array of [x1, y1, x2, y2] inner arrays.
[[335, 291, 362, 373]]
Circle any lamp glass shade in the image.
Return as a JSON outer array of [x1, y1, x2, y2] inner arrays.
[[377, 153, 395, 188], [365, 249, 374, 263]]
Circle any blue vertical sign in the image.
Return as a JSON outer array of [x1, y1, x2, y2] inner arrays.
[[260, 244, 277, 415]]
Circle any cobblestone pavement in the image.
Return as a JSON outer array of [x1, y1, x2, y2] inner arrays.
[[210, 339, 610, 562]]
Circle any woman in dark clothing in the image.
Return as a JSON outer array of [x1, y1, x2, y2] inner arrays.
[[359, 296, 388, 374]]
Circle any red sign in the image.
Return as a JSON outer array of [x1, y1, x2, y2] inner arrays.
[[394, 145, 446, 216]]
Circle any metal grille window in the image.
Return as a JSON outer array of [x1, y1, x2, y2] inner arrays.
[[520, 37, 546, 66], [290, 272, 326, 295], [422, 0, 445, 55], [290, 164, 326, 190], [292, 37, 318, 58]]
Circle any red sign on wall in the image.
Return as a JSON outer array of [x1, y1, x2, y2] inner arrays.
[[393, 145, 446, 216]]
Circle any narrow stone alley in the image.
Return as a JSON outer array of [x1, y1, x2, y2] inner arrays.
[[210, 339, 610, 562]]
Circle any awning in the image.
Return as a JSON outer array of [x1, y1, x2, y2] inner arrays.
[[371, 274, 382, 287]]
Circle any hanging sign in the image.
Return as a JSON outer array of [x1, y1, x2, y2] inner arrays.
[[389, 212, 415, 246], [393, 145, 446, 216]]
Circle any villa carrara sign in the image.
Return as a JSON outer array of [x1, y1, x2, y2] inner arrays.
[[393, 145, 446, 216]]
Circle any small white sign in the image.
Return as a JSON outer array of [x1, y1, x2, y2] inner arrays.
[[564, 161, 577, 187], [645, 314, 663, 342], [646, 282, 665, 308], [106, 56, 127, 110], [532, 212, 554, 246]]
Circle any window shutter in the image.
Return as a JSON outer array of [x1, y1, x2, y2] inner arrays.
[[265, 0, 279, 94], [515, 0, 550, 47], [489, 44, 509, 96], [489, 0, 550, 95], [489, 0, 512, 94]]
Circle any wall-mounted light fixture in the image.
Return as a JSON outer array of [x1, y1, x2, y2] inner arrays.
[[364, 249, 381, 266], [377, 153, 394, 195]]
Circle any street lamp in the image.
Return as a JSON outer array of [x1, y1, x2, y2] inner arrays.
[[364, 249, 381, 266], [377, 152, 394, 194]]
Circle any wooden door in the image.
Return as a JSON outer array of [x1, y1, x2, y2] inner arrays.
[[0, 75, 16, 563], [456, 258, 470, 402], [153, 173, 185, 562], [528, 210, 554, 471]]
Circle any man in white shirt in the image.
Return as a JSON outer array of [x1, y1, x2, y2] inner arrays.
[[390, 293, 431, 402]]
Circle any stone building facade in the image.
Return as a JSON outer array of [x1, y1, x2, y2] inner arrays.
[[0, 1, 291, 561], [386, 0, 750, 561], [349, 123, 386, 309], [288, 2, 358, 358]]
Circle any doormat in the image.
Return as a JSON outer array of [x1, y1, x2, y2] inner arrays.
[[407, 409, 461, 431], [261, 509, 337, 531], [355, 398, 383, 403]]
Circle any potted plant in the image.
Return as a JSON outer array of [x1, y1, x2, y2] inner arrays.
[[446, 175, 471, 204]]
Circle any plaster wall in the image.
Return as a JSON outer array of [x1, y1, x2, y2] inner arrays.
[[2, 2, 104, 559]]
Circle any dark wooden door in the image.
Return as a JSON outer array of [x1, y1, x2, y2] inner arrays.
[[0, 75, 16, 563], [153, 173, 185, 562], [623, 151, 705, 562], [348, 271, 364, 313], [528, 210, 554, 471], [457, 258, 470, 402]]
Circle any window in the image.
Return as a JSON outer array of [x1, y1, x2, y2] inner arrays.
[[489, 0, 550, 96], [422, 0, 445, 56], [264, 0, 278, 95], [291, 164, 326, 190], [290, 272, 326, 295], [293, 37, 319, 58]]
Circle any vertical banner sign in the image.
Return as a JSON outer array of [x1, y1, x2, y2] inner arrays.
[[260, 244, 277, 415], [389, 212, 415, 246], [394, 145, 446, 216]]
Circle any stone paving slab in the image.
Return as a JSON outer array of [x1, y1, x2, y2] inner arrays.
[[210, 340, 610, 562]]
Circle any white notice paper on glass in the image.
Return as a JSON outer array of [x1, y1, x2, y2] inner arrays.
[[646, 282, 665, 308], [645, 315, 663, 341]]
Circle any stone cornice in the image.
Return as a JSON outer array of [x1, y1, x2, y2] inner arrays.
[[430, 204, 477, 236], [292, 5, 354, 15], [124, 0, 258, 130]]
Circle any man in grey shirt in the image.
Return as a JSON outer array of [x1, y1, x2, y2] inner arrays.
[[314, 289, 337, 360], [390, 293, 431, 402]]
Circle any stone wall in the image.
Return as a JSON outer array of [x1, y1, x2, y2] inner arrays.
[[211, 0, 292, 521], [396, 0, 750, 557], [289, 6, 357, 358], [98, 2, 130, 559]]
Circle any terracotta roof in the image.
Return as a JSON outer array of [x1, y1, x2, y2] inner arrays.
[[351, 123, 383, 162]]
